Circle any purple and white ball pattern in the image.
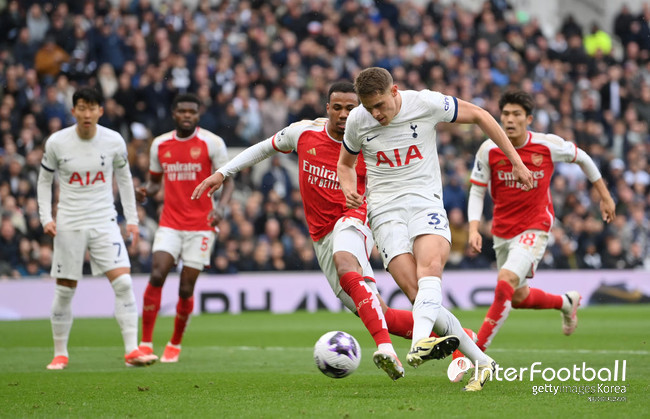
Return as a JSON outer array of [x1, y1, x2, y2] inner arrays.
[[314, 331, 362, 378]]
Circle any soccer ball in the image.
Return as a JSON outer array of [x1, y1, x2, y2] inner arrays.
[[313, 331, 361, 378]]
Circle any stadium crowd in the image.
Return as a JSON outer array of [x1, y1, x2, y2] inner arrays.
[[0, 0, 648, 279]]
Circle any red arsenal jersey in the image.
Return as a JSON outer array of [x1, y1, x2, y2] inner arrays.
[[149, 128, 229, 231], [271, 118, 367, 241], [470, 131, 578, 239]]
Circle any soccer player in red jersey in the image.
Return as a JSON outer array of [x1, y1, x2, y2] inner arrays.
[[137, 94, 233, 363], [468, 90, 616, 351], [193, 82, 478, 381]]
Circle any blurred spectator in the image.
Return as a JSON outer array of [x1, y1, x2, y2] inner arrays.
[[0, 0, 647, 277], [34, 36, 70, 81], [261, 155, 293, 201]]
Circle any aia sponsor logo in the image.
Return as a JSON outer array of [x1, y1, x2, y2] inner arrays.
[[376, 145, 423, 167]]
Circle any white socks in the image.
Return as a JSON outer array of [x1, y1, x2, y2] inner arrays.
[[51, 284, 76, 358], [411, 276, 442, 346], [111, 274, 139, 353], [433, 307, 492, 366]]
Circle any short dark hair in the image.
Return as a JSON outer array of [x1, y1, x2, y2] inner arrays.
[[499, 90, 534, 115], [72, 87, 104, 107], [172, 93, 201, 110], [327, 81, 355, 102]]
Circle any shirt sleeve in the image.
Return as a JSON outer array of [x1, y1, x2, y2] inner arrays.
[[210, 135, 230, 171], [342, 111, 361, 155], [149, 138, 162, 174], [37, 139, 57, 226], [217, 138, 278, 179], [272, 122, 302, 153], [113, 138, 138, 225], [421, 90, 458, 123], [469, 141, 492, 187], [546, 134, 579, 163]]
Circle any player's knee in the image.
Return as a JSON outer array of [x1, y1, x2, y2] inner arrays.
[[497, 271, 519, 289], [511, 288, 528, 306], [111, 274, 133, 295], [333, 252, 361, 277], [149, 270, 166, 287], [178, 284, 194, 299]]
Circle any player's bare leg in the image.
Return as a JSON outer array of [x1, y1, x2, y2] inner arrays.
[[161, 266, 200, 363], [336, 251, 403, 380], [140, 252, 175, 355]]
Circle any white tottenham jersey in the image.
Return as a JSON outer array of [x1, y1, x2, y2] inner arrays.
[[343, 89, 458, 213], [39, 125, 135, 230]]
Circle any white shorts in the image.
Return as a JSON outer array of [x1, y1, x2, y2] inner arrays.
[[51, 223, 131, 280], [312, 217, 377, 312], [152, 227, 216, 270], [371, 200, 451, 269], [494, 229, 549, 288]]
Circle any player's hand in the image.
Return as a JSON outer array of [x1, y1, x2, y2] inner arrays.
[[512, 163, 534, 191], [343, 190, 363, 209], [135, 186, 148, 203], [126, 224, 139, 249], [468, 230, 482, 254], [44, 221, 57, 237], [208, 207, 225, 227], [600, 197, 616, 223], [192, 172, 225, 199]]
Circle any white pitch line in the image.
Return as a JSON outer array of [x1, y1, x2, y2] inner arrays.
[[2, 346, 648, 356]]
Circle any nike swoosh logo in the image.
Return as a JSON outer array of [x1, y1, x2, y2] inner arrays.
[[366, 135, 379, 142]]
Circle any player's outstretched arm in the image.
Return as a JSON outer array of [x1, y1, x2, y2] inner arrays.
[[126, 224, 139, 248], [593, 178, 616, 223], [573, 148, 616, 223], [454, 99, 533, 190], [337, 146, 363, 209], [136, 173, 163, 203], [468, 220, 482, 254], [192, 171, 225, 199], [467, 184, 487, 254], [193, 138, 281, 199]]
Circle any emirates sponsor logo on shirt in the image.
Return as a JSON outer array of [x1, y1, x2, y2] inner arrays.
[[531, 153, 544, 166], [190, 147, 202, 159], [497, 169, 544, 189], [303, 160, 340, 189], [163, 162, 203, 181]]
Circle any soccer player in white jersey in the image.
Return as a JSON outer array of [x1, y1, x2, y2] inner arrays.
[[37, 87, 157, 369], [338, 67, 534, 391], [136, 94, 233, 363], [193, 82, 479, 381], [467, 90, 616, 352]]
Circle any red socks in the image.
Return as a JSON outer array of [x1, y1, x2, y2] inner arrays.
[[141, 283, 162, 343], [339, 272, 391, 346], [384, 308, 414, 339], [513, 288, 563, 309], [170, 296, 194, 345], [477, 280, 514, 351]]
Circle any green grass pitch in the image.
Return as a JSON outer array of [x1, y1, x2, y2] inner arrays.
[[1, 305, 648, 418]]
